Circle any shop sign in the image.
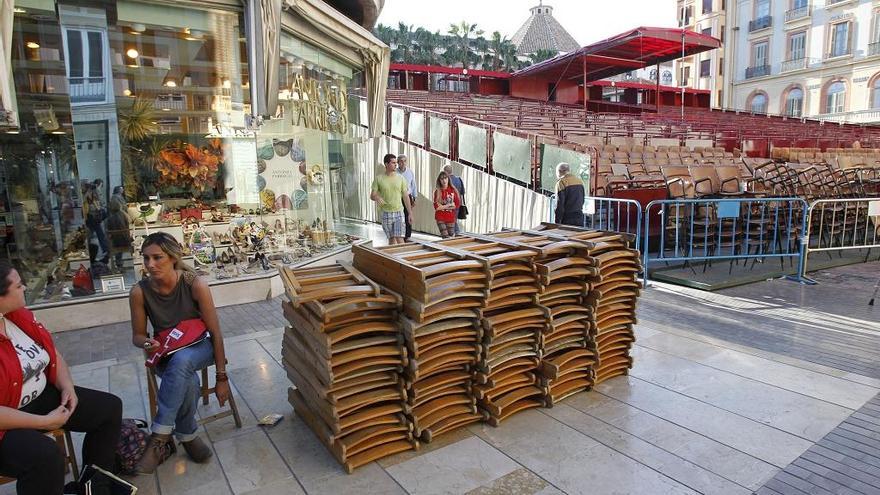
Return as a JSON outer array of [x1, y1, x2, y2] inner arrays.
[[208, 125, 256, 138], [853, 76, 869, 83], [287, 74, 348, 134], [100, 274, 126, 293]]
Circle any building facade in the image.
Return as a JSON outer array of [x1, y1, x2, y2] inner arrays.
[[724, 0, 880, 123], [0, 0, 389, 310], [675, 0, 728, 107]]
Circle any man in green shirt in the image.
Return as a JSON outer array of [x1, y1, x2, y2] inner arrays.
[[371, 153, 413, 245]]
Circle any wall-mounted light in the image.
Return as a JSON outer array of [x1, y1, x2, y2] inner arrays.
[[26, 41, 39, 49], [222, 79, 231, 89], [164, 80, 177, 87], [126, 48, 139, 59], [123, 89, 132, 96], [131, 23, 146, 34]]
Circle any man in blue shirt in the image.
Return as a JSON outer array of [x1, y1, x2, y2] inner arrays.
[[397, 155, 417, 241]]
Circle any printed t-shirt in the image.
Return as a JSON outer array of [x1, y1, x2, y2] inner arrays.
[[434, 186, 461, 223], [6, 320, 50, 408]]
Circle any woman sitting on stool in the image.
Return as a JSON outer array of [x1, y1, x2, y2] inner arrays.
[[129, 232, 230, 473], [0, 260, 123, 495]]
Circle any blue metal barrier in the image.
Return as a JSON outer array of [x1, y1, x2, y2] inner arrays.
[[549, 195, 643, 250], [642, 197, 809, 287]]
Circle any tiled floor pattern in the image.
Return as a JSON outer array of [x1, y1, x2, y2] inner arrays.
[[757, 393, 880, 495], [3, 287, 879, 494]]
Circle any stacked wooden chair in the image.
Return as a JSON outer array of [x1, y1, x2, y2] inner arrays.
[[532, 224, 642, 384], [352, 243, 488, 442], [486, 229, 600, 405], [435, 235, 547, 426], [279, 264, 417, 473]]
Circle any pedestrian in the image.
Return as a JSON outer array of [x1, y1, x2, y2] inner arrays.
[[371, 154, 413, 245], [129, 233, 229, 473], [83, 182, 110, 265], [433, 171, 461, 238], [397, 154, 417, 241], [443, 164, 466, 234], [554, 162, 585, 226], [106, 193, 132, 273], [0, 260, 123, 495]]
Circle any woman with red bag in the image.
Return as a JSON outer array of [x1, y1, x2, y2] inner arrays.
[[128, 232, 230, 473], [433, 171, 461, 238], [0, 260, 123, 494]]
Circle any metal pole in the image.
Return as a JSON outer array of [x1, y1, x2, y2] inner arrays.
[[582, 55, 587, 112], [655, 62, 661, 113], [681, 29, 685, 120]]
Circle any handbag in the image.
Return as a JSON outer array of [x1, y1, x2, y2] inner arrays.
[[457, 205, 469, 220], [72, 264, 94, 294], [78, 464, 138, 494], [145, 318, 208, 368]]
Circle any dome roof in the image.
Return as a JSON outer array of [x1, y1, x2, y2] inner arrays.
[[511, 2, 580, 56]]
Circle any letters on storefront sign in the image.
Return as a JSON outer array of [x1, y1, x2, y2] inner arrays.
[[287, 74, 349, 134]]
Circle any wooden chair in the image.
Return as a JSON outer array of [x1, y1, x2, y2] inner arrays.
[[0, 429, 78, 485], [146, 361, 243, 429]]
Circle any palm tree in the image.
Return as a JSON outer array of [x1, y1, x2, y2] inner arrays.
[[499, 41, 521, 72], [447, 21, 483, 68], [488, 31, 506, 71], [528, 49, 559, 66], [373, 23, 395, 47], [118, 98, 159, 200], [413, 28, 442, 66], [392, 23, 415, 63]]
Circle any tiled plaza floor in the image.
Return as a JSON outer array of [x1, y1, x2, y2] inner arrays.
[[5, 259, 880, 494]]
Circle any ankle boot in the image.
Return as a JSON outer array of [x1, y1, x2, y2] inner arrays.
[[181, 436, 213, 463], [135, 433, 174, 474]]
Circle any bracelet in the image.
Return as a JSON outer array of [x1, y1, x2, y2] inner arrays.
[[215, 373, 229, 383]]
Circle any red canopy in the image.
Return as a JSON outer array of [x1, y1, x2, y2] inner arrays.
[[512, 27, 720, 83], [389, 63, 511, 79]]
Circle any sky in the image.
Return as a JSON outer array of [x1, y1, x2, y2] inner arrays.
[[376, 0, 678, 47]]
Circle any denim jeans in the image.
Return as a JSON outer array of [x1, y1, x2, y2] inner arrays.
[[152, 337, 214, 441]]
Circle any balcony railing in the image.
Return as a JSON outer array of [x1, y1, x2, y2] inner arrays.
[[745, 65, 771, 79], [785, 5, 810, 22], [869, 42, 880, 57], [69, 77, 106, 103], [781, 58, 807, 72], [817, 109, 880, 124], [826, 0, 850, 6], [749, 16, 772, 32], [825, 48, 852, 59]]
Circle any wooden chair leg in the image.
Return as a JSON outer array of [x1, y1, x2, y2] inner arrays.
[[146, 368, 159, 422], [201, 368, 210, 406]]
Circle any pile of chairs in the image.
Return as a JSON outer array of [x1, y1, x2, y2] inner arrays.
[[279, 264, 416, 473], [352, 242, 487, 442]]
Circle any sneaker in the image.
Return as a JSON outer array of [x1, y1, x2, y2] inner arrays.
[[181, 436, 213, 463]]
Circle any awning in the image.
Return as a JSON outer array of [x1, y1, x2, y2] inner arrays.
[[283, 0, 390, 137], [0, 0, 18, 128], [512, 27, 720, 83]]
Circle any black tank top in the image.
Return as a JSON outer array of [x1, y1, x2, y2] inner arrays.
[[139, 271, 201, 334]]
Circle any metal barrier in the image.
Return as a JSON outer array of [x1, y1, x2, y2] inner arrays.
[[800, 198, 880, 279], [642, 198, 809, 287], [549, 196, 643, 249]]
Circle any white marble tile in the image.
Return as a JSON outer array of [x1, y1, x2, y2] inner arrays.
[[239, 476, 305, 495], [155, 433, 233, 495], [213, 430, 293, 494], [562, 392, 778, 490], [470, 409, 699, 495], [69, 357, 118, 373], [71, 366, 110, 392], [597, 376, 813, 467], [386, 436, 520, 495], [109, 361, 151, 420], [636, 330, 879, 409], [225, 339, 278, 372], [628, 346, 853, 441], [545, 404, 752, 495]]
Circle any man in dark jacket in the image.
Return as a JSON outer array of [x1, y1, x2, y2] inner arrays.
[[554, 162, 585, 226]]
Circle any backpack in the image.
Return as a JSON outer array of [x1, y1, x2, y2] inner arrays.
[[114, 418, 149, 474]]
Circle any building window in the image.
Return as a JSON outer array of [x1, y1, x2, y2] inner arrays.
[[702, 27, 712, 37], [788, 31, 806, 60], [749, 92, 768, 113], [718, 90, 723, 107], [785, 87, 804, 117], [872, 77, 880, 109], [752, 41, 768, 66], [719, 57, 724, 75], [681, 65, 691, 85], [829, 22, 850, 57], [720, 26, 724, 42], [700, 59, 711, 77], [680, 5, 693, 26], [792, 0, 807, 8], [703, 0, 713, 14], [825, 81, 846, 113], [63, 28, 107, 103], [755, 0, 770, 19]]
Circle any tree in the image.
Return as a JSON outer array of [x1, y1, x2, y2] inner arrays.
[[447, 21, 483, 69], [392, 22, 415, 63], [488, 31, 505, 71], [528, 49, 559, 65], [412, 28, 442, 66]]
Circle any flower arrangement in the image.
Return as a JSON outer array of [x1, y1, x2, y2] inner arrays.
[[156, 139, 224, 191]]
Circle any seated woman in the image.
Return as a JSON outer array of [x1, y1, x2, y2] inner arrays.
[[129, 232, 229, 473], [433, 171, 461, 238], [0, 261, 123, 495]]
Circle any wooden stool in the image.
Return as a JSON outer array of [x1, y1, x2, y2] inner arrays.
[[0, 429, 79, 485], [145, 361, 243, 429]]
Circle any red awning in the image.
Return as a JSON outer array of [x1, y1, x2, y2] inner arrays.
[[389, 63, 511, 79], [512, 26, 720, 83], [587, 79, 711, 95]]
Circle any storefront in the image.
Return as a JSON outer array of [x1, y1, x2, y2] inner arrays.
[[0, 0, 388, 322]]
